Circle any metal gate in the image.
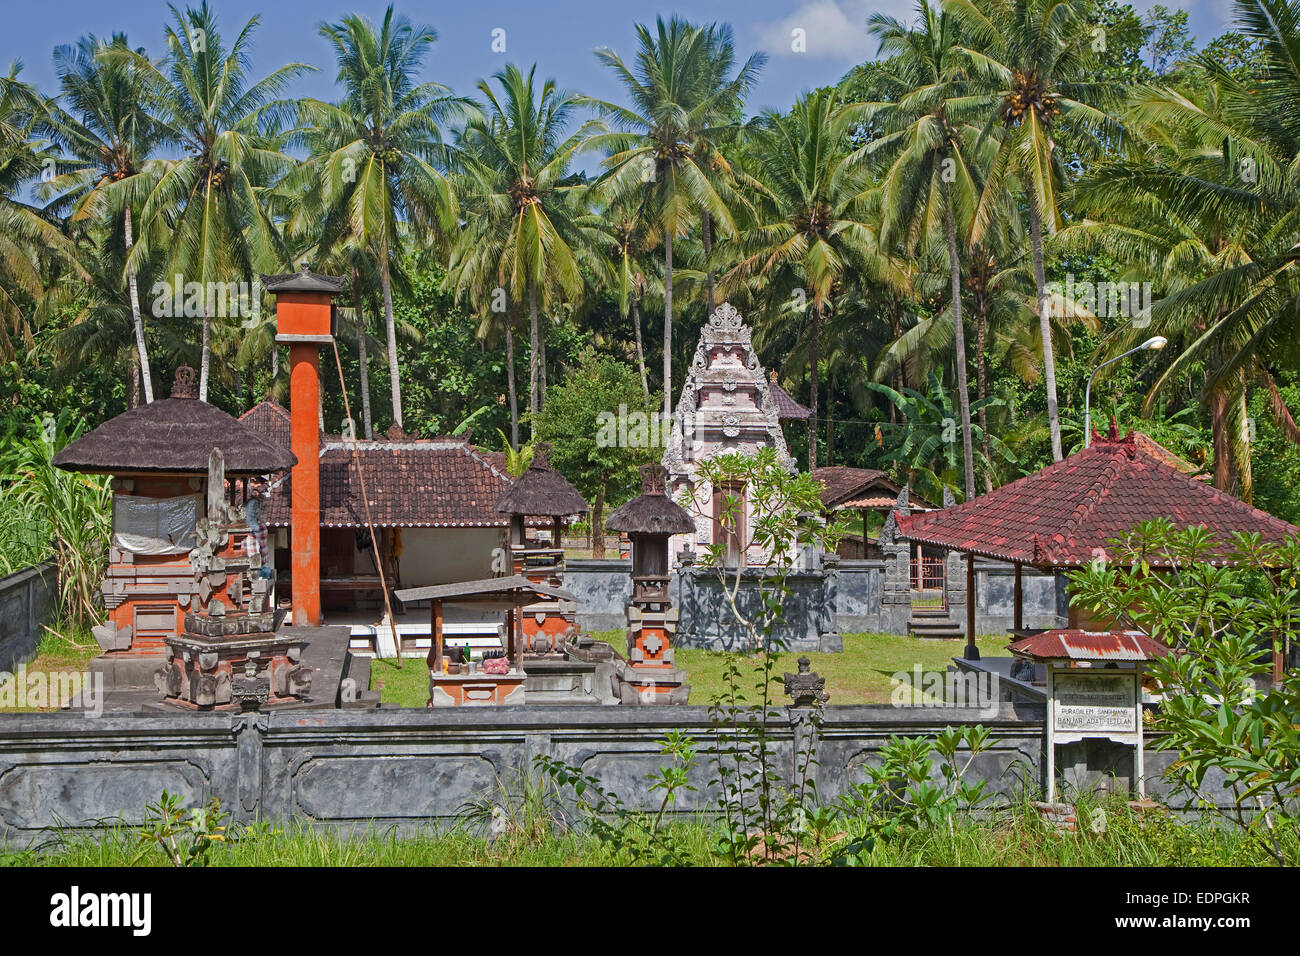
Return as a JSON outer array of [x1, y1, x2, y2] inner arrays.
[[910, 545, 946, 611]]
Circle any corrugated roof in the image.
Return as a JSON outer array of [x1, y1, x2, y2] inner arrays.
[[896, 425, 1295, 567], [395, 574, 574, 604], [1007, 629, 1172, 661]]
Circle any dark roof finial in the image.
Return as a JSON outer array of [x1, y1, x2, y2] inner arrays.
[[641, 463, 667, 496], [1109, 415, 1120, 442], [172, 366, 197, 399]]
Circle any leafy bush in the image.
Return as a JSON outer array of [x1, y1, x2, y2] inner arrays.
[[1069, 519, 1300, 865]]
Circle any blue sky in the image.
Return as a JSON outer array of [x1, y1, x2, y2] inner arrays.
[[1, 0, 1238, 117]]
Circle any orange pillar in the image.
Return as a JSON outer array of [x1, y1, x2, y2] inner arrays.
[[266, 266, 344, 628], [289, 344, 322, 625]]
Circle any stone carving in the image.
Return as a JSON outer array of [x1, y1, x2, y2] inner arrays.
[[783, 656, 829, 707]]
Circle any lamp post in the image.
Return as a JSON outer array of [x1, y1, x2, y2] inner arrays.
[[1084, 336, 1167, 447]]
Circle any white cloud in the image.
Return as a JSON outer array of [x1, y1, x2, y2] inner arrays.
[[753, 0, 911, 60]]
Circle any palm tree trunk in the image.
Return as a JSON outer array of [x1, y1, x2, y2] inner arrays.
[[944, 199, 976, 501], [528, 281, 540, 421], [128, 358, 141, 409], [123, 207, 153, 404], [826, 368, 836, 467], [1235, 383, 1253, 503], [592, 484, 606, 559], [702, 211, 715, 315], [663, 230, 674, 418], [1029, 198, 1063, 462], [632, 297, 649, 398], [975, 297, 993, 494], [809, 305, 821, 471], [1211, 386, 1231, 492], [539, 326, 548, 408], [353, 270, 373, 439], [380, 254, 403, 431], [889, 301, 902, 425], [199, 313, 211, 403], [505, 314, 519, 448]]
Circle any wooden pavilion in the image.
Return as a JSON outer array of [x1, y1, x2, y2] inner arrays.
[[393, 575, 575, 706], [897, 421, 1297, 660]]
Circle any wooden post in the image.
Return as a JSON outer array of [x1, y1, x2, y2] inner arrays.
[[1013, 563, 1023, 633], [506, 606, 516, 662], [964, 552, 979, 660], [430, 599, 444, 673], [513, 601, 523, 672]]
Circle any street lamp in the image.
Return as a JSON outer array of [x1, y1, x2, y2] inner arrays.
[[1084, 336, 1167, 447]]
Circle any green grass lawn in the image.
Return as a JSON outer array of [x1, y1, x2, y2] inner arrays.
[[369, 631, 1010, 707]]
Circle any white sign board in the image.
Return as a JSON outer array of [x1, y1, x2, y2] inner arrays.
[[1052, 672, 1137, 735]]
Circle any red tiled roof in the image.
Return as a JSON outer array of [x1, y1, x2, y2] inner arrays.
[[896, 427, 1296, 567], [769, 380, 812, 420], [265, 439, 514, 528], [811, 466, 913, 510], [1007, 629, 1172, 661], [238, 399, 292, 453], [1132, 431, 1208, 480], [241, 402, 515, 528]]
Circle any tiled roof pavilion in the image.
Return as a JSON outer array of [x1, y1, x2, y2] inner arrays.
[[240, 400, 515, 528], [897, 423, 1296, 568]]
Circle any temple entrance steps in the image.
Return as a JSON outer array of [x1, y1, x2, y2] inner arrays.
[[908, 611, 965, 640]]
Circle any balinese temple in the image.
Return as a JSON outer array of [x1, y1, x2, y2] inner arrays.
[[897, 420, 1298, 659], [662, 302, 798, 565], [52, 367, 296, 688]]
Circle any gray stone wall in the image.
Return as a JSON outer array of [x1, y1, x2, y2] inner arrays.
[[0, 704, 1235, 843], [0, 704, 1042, 840], [0, 561, 56, 673], [565, 559, 639, 633], [563, 555, 1066, 640], [672, 560, 840, 652]]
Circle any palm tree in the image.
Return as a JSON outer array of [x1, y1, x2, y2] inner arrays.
[[126, 2, 309, 402], [1059, 21, 1300, 500], [43, 34, 164, 403], [719, 88, 906, 470], [291, 5, 463, 429], [582, 17, 765, 416], [445, 63, 603, 437], [867, 371, 1011, 503], [0, 67, 84, 360], [602, 198, 658, 397], [861, 0, 993, 496], [946, 0, 1114, 462]]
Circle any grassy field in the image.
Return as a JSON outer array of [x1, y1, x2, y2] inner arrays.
[[369, 631, 1010, 707]]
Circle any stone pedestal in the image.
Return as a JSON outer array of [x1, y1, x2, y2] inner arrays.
[[611, 605, 690, 704]]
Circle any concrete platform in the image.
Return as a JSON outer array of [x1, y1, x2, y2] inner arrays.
[[72, 626, 371, 714]]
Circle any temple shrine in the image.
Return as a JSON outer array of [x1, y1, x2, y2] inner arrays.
[[662, 302, 797, 565]]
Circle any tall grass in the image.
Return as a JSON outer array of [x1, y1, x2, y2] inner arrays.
[[0, 414, 111, 628], [2, 798, 1285, 867]]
